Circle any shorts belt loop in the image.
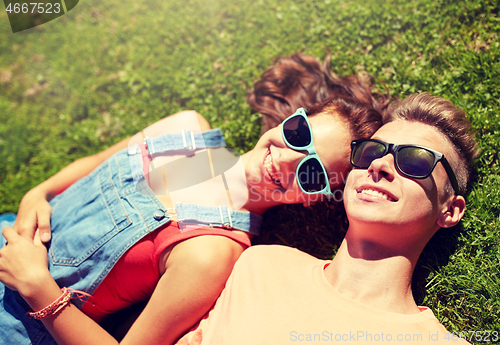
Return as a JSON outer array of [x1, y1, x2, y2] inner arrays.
[[227, 208, 232, 228], [218, 205, 225, 227], [191, 131, 196, 150], [181, 130, 196, 155], [218, 205, 232, 228], [144, 136, 155, 155], [181, 130, 188, 149]]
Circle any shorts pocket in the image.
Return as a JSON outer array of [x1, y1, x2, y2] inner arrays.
[[48, 159, 133, 266]]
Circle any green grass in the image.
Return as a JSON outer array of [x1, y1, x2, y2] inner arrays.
[[1, 0, 499, 341]]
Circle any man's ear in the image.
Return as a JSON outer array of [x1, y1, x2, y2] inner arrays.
[[437, 195, 466, 228]]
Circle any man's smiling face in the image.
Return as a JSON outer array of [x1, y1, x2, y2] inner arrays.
[[343, 120, 460, 241]]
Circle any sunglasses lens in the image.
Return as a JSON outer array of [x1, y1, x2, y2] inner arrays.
[[397, 147, 435, 178], [352, 140, 386, 168], [283, 115, 311, 147], [297, 158, 328, 193]]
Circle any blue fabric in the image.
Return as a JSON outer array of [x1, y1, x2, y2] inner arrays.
[[176, 203, 261, 235], [0, 213, 16, 230], [0, 129, 261, 344], [144, 128, 226, 155], [0, 150, 172, 345], [0, 214, 16, 247]]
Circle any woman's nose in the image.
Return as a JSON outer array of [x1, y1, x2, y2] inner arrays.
[[280, 148, 307, 178]]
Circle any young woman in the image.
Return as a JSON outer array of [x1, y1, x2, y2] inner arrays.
[[0, 53, 389, 345]]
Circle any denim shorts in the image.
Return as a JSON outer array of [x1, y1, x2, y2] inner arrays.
[[0, 149, 171, 344]]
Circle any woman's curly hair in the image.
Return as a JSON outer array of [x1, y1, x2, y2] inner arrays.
[[247, 51, 391, 133]]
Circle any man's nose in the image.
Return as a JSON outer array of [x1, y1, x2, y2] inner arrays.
[[367, 154, 396, 182]]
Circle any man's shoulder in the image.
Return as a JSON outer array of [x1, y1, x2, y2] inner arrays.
[[240, 244, 327, 267], [245, 244, 321, 257]]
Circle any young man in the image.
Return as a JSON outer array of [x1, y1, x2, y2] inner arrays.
[[177, 93, 478, 345]]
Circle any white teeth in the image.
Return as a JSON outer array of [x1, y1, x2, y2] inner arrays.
[[264, 151, 281, 186], [360, 189, 395, 202]]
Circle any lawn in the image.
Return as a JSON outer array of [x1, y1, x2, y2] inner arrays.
[[1, 0, 499, 342]]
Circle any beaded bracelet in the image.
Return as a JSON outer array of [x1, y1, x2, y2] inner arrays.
[[28, 287, 90, 320]]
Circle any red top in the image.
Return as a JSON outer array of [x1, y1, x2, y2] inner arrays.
[[81, 221, 251, 322]]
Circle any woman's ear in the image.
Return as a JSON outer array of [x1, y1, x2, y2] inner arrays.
[[437, 195, 466, 228]]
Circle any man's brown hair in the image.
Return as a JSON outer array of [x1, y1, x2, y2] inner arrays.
[[387, 93, 479, 194]]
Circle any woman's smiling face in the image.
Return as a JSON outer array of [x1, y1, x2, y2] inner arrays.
[[244, 111, 352, 206]]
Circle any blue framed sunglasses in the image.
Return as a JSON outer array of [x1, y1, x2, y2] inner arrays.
[[350, 139, 460, 195], [281, 108, 334, 195]]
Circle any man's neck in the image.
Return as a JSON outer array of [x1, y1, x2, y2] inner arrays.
[[324, 235, 422, 315]]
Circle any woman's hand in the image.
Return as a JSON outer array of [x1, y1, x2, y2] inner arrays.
[[14, 187, 53, 243], [0, 227, 50, 298]]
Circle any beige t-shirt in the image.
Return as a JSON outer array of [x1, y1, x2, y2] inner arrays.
[[177, 245, 469, 344]]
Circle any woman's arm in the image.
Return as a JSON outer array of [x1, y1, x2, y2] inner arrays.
[[13, 111, 210, 242], [123, 235, 245, 344], [0, 228, 244, 345], [13, 136, 133, 242]]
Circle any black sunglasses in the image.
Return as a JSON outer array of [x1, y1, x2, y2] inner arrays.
[[350, 139, 460, 194]]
